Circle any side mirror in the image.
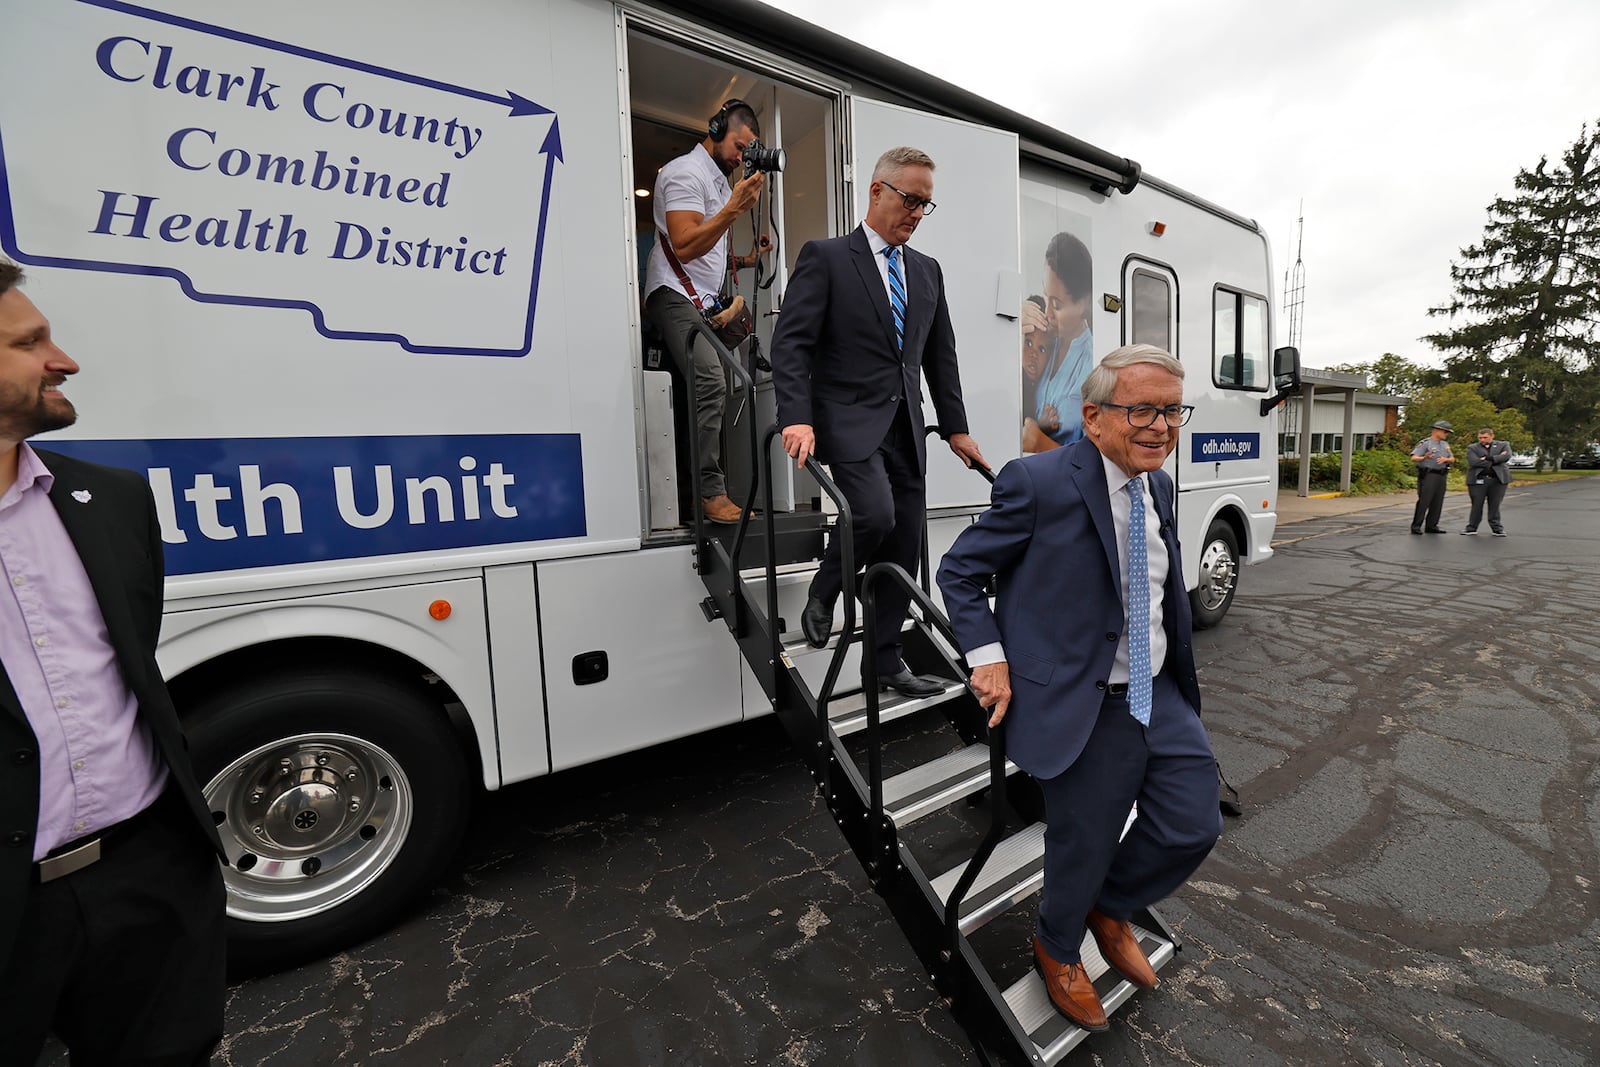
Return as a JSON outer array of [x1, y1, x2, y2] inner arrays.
[[1273, 346, 1302, 391], [1260, 346, 1303, 416]]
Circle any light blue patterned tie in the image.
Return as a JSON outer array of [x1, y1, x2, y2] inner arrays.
[[1125, 477, 1153, 726], [883, 245, 906, 351]]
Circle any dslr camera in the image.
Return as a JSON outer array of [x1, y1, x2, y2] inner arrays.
[[743, 139, 785, 177]]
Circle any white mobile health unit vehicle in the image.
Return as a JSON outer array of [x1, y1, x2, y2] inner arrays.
[[0, 0, 1300, 975]]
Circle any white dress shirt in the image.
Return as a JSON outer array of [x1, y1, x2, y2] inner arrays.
[[964, 452, 1168, 684]]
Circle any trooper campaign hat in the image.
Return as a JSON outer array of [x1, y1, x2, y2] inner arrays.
[[1431, 420, 1453, 432]]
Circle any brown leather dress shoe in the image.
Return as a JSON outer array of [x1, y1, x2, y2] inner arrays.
[[701, 494, 744, 525], [1086, 910, 1158, 990], [1033, 936, 1108, 1032]]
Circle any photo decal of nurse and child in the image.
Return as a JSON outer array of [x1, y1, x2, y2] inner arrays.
[[1020, 205, 1095, 454]]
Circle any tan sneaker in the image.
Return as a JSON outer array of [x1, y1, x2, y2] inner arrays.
[[701, 494, 744, 525]]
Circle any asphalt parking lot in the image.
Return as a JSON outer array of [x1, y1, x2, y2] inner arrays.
[[46, 479, 1600, 1066]]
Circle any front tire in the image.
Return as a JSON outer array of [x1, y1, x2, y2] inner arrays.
[[1189, 518, 1240, 630], [186, 668, 470, 973]]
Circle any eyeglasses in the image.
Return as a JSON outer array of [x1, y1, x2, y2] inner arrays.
[[880, 179, 936, 216], [1099, 402, 1195, 428]]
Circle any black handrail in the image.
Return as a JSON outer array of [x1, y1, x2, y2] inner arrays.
[[918, 425, 996, 595], [860, 561, 1012, 949], [802, 455, 855, 761], [759, 425, 784, 676], [679, 318, 761, 631]]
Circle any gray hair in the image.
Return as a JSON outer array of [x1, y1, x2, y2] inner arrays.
[[1082, 344, 1184, 405], [871, 146, 935, 183]]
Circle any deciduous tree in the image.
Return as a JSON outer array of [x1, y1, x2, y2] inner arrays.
[[1326, 353, 1442, 400], [1399, 382, 1531, 456]]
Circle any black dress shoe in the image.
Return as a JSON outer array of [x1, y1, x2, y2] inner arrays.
[[800, 596, 833, 649], [1410, 527, 1423, 535], [879, 667, 945, 698], [1425, 528, 1448, 534]]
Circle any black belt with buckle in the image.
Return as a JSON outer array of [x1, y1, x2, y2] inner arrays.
[[1106, 682, 1129, 697], [34, 796, 160, 884]]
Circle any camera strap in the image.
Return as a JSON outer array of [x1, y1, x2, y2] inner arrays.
[[658, 229, 725, 314]]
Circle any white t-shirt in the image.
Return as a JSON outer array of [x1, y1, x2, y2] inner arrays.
[[644, 143, 731, 306]]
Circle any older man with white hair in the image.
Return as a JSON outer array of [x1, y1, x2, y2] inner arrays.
[[938, 344, 1221, 1032]]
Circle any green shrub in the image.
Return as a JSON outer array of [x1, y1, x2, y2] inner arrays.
[[1278, 448, 1418, 495]]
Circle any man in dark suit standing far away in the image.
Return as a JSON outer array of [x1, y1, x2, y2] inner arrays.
[[937, 345, 1221, 1032], [0, 260, 227, 1064], [772, 146, 988, 696], [1462, 426, 1511, 536]]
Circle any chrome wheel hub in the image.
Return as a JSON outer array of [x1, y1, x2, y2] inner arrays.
[[1196, 537, 1238, 611], [205, 733, 412, 923]]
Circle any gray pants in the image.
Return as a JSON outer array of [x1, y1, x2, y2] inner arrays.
[[646, 286, 727, 499], [1467, 479, 1506, 532]]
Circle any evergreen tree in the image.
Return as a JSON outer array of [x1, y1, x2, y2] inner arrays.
[[1424, 120, 1600, 467]]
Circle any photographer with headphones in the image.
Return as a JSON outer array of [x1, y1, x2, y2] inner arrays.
[[644, 99, 770, 526]]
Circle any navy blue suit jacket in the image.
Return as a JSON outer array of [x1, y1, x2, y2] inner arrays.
[[936, 440, 1202, 779], [770, 226, 968, 473]]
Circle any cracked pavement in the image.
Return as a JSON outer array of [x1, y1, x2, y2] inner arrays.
[[40, 479, 1599, 1065]]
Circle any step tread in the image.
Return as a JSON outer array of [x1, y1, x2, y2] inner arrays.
[[882, 744, 1017, 827], [1003, 923, 1176, 1064], [826, 680, 965, 737], [778, 615, 916, 657], [929, 822, 1046, 934], [739, 560, 821, 581]]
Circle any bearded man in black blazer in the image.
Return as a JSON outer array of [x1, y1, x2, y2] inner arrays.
[[0, 261, 226, 1064], [772, 146, 988, 695]]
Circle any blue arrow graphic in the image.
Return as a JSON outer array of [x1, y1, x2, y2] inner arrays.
[[520, 118, 564, 352]]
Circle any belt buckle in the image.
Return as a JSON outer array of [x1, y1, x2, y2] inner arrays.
[[38, 836, 102, 883]]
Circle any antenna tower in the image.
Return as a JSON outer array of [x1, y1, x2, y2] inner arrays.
[[1283, 205, 1305, 351]]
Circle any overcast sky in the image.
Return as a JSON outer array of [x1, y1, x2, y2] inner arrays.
[[768, 0, 1600, 370]]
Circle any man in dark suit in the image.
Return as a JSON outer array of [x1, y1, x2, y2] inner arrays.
[[0, 261, 227, 1064], [1462, 427, 1512, 536], [772, 146, 987, 696], [937, 345, 1221, 1032]]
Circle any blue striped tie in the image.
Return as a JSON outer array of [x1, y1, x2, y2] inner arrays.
[[883, 245, 905, 351], [1126, 477, 1153, 726]]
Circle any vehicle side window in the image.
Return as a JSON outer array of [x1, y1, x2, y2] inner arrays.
[[1214, 287, 1268, 390], [1129, 268, 1171, 351]]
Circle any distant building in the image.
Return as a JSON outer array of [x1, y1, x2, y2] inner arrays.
[[1278, 368, 1405, 496], [1278, 368, 1404, 457]]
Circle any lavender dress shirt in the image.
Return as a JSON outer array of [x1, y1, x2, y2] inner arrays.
[[0, 444, 167, 860]]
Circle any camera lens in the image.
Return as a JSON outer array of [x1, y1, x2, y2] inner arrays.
[[743, 140, 785, 175]]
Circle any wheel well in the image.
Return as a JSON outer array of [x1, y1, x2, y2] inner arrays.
[[1213, 505, 1248, 556], [165, 636, 484, 787]]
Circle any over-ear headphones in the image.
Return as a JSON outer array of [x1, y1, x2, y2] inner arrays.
[[707, 99, 750, 142]]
